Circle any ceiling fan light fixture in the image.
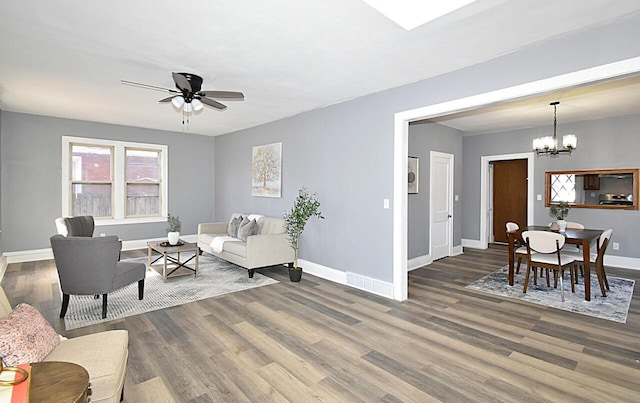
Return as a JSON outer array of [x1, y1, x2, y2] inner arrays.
[[182, 102, 193, 113], [171, 96, 185, 108], [191, 98, 203, 111]]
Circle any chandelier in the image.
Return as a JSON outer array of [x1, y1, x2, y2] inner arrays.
[[533, 101, 577, 156]]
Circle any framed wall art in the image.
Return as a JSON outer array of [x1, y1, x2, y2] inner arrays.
[[408, 156, 419, 194], [252, 142, 282, 197]]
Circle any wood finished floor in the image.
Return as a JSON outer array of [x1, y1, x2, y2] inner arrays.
[[3, 245, 640, 402]]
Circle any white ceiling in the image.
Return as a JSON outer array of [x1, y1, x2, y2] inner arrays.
[[421, 74, 640, 134], [1, 1, 640, 137]]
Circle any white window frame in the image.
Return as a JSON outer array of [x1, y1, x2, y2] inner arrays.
[[62, 136, 168, 226]]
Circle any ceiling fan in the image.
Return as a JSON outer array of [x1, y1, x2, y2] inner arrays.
[[121, 72, 244, 113]]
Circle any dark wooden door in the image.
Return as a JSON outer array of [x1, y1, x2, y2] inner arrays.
[[492, 159, 527, 243]]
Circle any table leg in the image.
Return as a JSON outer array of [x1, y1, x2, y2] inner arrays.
[[147, 245, 152, 268], [195, 248, 199, 277], [163, 253, 168, 281], [508, 232, 515, 286], [582, 240, 591, 301]]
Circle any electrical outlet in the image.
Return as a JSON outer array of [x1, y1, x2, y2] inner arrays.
[[612, 242, 620, 251], [100, 233, 106, 237]]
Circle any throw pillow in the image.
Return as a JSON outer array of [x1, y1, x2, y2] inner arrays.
[[0, 304, 60, 366], [228, 216, 243, 238], [238, 219, 259, 242]]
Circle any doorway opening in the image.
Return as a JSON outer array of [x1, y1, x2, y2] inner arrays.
[[392, 56, 640, 302]]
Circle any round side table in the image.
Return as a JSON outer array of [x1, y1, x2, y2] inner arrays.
[[30, 361, 90, 402]]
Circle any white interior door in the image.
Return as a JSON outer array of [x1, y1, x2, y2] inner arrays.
[[430, 151, 453, 260]]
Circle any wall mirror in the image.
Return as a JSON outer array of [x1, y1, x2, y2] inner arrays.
[[545, 168, 639, 210]]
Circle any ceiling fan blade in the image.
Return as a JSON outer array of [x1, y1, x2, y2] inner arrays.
[[172, 72, 191, 92], [121, 80, 177, 93], [158, 95, 179, 103], [200, 97, 227, 110], [199, 90, 244, 100]]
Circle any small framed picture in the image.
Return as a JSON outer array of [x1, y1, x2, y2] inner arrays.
[[408, 156, 419, 194]]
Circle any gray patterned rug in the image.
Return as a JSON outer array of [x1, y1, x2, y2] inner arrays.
[[466, 265, 634, 323], [63, 254, 278, 330]]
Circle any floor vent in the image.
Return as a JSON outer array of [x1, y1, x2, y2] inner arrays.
[[346, 272, 393, 298]]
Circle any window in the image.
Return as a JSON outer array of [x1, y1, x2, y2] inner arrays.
[[126, 148, 161, 217], [70, 145, 113, 217], [62, 136, 168, 225], [550, 173, 576, 203]]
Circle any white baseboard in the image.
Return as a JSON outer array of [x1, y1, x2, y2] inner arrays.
[[408, 254, 432, 271], [452, 245, 464, 256], [3, 234, 200, 264], [462, 238, 486, 249], [4, 248, 53, 264], [297, 258, 347, 284], [121, 234, 198, 251], [298, 258, 394, 299], [605, 255, 640, 270]]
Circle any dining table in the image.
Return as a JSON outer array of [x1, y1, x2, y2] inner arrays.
[[507, 225, 604, 301]]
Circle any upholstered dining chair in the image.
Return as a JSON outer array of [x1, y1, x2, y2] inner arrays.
[[565, 221, 585, 230], [521, 230, 576, 302], [563, 229, 613, 297], [50, 235, 146, 319], [505, 222, 532, 274]]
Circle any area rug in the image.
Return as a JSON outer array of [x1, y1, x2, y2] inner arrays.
[[63, 254, 278, 330], [465, 265, 634, 323]]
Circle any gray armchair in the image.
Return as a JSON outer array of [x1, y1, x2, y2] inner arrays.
[[55, 215, 122, 260], [50, 235, 146, 319], [55, 215, 95, 236]]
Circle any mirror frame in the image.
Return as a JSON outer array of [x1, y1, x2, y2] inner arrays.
[[545, 168, 639, 210]]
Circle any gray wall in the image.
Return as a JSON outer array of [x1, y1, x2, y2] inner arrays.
[[462, 113, 640, 258], [214, 12, 640, 282], [0, 112, 215, 252], [408, 122, 463, 260]]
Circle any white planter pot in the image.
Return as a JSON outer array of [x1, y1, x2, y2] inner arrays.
[[557, 220, 567, 232], [167, 231, 180, 245]]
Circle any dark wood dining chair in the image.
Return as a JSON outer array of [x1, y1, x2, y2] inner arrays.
[[563, 229, 612, 297], [506, 222, 532, 274]]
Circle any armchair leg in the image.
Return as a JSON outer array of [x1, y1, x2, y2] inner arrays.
[[60, 293, 70, 318], [102, 294, 108, 319], [248, 269, 255, 278], [138, 279, 145, 300]]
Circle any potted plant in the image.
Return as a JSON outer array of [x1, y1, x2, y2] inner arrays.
[[166, 213, 182, 245], [549, 201, 570, 232], [283, 186, 324, 282]]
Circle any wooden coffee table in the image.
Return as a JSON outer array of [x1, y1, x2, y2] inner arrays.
[[30, 361, 91, 402], [147, 240, 199, 281]]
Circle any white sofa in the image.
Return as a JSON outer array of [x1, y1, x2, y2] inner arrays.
[[0, 287, 128, 403], [197, 213, 294, 277]]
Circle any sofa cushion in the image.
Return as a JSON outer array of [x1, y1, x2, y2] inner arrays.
[[0, 303, 60, 366], [238, 219, 259, 242], [228, 215, 243, 238], [44, 330, 128, 403], [259, 217, 286, 235], [222, 239, 248, 258]]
